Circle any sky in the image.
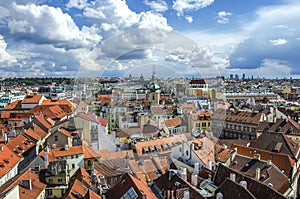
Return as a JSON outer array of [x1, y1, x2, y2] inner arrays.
[[0, 0, 299, 78]]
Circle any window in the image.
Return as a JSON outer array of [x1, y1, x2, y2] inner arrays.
[[58, 178, 63, 183], [54, 136, 58, 141], [186, 150, 189, 156], [47, 190, 53, 196], [87, 160, 92, 166], [72, 164, 75, 169], [120, 187, 138, 199]]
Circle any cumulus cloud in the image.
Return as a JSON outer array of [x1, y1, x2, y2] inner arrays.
[[229, 1, 300, 75], [172, 0, 214, 17], [185, 15, 193, 23], [66, 0, 88, 9], [144, 0, 168, 12], [270, 38, 287, 46], [216, 11, 231, 24], [5, 2, 101, 49], [0, 35, 16, 65], [81, 0, 171, 32]]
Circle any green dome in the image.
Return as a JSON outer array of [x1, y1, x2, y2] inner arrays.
[[149, 82, 161, 92]]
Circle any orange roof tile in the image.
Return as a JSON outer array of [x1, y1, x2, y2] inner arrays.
[[51, 146, 83, 158], [83, 145, 100, 159], [232, 144, 295, 178], [0, 169, 47, 199], [77, 112, 107, 126], [0, 145, 22, 176], [6, 134, 35, 157], [164, 117, 182, 127], [2, 100, 22, 111], [63, 179, 87, 199], [22, 94, 43, 103]]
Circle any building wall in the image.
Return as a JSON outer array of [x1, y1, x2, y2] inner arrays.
[[0, 162, 19, 187], [47, 132, 71, 148], [171, 142, 205, 169]]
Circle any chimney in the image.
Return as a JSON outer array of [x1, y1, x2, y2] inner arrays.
[[223, 144, 227, 149], [267, 160, 272, 166], [0, 146, 4, 152], [194, 162, 199, 175], [216, 192, 223, 199], [183, 190, 190, 199], [254, 154, 261, 160], [240, 181, 247, 189], [206, 160, 212, 170], [230, 173, 236, 182], [200, 141, 205, 150], [22, 179, 32, 190], [64, 144, 69, 150], [255, 168, 261, 180], [142, 194, 147, 199], [190, 142, 195, 151], [44, 147, 49, 168]]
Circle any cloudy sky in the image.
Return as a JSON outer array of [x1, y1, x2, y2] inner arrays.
[[0, 0, 299, 78]]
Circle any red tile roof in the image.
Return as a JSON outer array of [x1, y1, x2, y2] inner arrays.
[[2, 100, 22, 111], [6, 134, 35, 157], [22, 93, 43, 103], [62, 179, 87, 199], [0, 169, 47, 199], [0, 145, 21, 176], [106, 173, 157, 199], [164, 118, 181, 127], [51, 146, 84, 158], [77, 112, 107, 126]]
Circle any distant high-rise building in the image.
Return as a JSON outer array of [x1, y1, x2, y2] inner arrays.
[[230, 74, 234, 79], [242, 73, 245, 80], [235, 74, 239, 80]]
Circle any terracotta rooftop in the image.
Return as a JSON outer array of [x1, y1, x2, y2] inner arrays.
[[232, 144, 295, 179], [229, 155, 290, 194], [164, 117, 182, 128], [2, 100, 22, 111], [6, 134, 35, 157], [153, 170, 205, 199], [22, 93, 43, 103], [0, 145, 21, 176], [51, 146, 84, 159], [190, 79, 207, 85], [62, 179, 87, 199], [0, 169, 47, 199], [106, 173, 157, 199], [214, 164, 286, 199], [77, 112, 107, 126], [249, 132, 299, 160]]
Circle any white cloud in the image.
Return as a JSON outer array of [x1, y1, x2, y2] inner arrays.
[[172, 0, 214, 17], [216, 11, 231, 24], [185, 15, 193, 23], [270, 38, 287, 46], [66, 0, 88, 9], [82, 0, 171, 32], [7, 2, 101, 49], [144, 0, 168, 12], [0, 35, 16, 65]]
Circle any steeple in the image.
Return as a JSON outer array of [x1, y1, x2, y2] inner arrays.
[[151, 65, 157, 83]]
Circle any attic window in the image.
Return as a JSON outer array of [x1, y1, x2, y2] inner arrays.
[[3, 159, 9, 164], [0, 163, 4, 168]]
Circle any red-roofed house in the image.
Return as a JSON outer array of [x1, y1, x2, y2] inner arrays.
[[0, 169, 47, 199], [0, 145, 22, 187], [21, 93, 45, 110], [105, 173, 157, 199], [75, 112, 113, 151]]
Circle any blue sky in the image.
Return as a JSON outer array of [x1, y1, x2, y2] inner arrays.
[[0, 0, 299, 78]]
